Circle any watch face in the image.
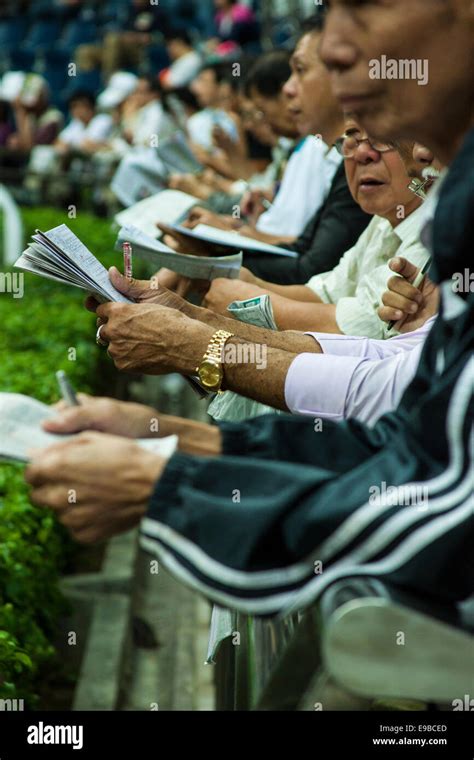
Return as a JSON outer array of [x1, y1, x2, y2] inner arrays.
[[199, 359, 223, 390]]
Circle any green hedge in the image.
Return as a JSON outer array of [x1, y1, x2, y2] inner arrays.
[[0, 207, 117, 703]]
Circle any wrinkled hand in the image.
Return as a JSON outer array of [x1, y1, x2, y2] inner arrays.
[[25, 432, 165, 544], [157, 222, 213, 257], [378, 257, 440, 333], [95, 302, 213, 375], [203, 278, 265, 315], [185, 207, 235, 231], [147, 267, 210, 300], [43, 394, 161, 439], [85, 266, 191, 314]]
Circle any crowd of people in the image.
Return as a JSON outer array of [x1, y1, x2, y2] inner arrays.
[[2, 0, 473, 696], [0, 1, 261, 204]]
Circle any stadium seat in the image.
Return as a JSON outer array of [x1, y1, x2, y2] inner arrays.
[[7, 50, 36, 73], [24, 20, 62, 53], [59, 20, 99, 53], [0, 19, 28, 52], [145, 46, 171, 76]]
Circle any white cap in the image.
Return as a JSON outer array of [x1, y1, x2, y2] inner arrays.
[[97, 72, 138, 110], [0, 71, 26, 102]]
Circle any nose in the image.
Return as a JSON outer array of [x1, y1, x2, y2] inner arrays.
[[413, 143, 434, 165], [282, 73, 297, 98], [353, 140, 380, 165], [319, 9, 358, 72]]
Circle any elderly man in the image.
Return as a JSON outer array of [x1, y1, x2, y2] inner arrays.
[[27, 1, 473, 618]]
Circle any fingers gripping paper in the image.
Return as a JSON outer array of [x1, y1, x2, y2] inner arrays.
[[15, 225, 133, 303], [115, 225, 242, 280], [0, 393, 178, 463]]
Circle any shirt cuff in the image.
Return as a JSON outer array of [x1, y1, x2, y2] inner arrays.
[[284, 352, 364, 421]]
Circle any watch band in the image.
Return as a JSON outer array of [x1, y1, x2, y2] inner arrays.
[[198, 329, 234, 369]]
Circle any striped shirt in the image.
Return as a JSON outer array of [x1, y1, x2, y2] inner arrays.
[[306, 206, 430, 339]]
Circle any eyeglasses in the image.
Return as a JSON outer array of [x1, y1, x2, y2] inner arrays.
[[334, 132, 397, 159], [241, 109, 266, 123]]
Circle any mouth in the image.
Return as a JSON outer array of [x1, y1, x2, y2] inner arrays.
[[358, 177, 385, 193], [336, 92, 376, 110]]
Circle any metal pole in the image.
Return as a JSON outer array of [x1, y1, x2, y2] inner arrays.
[[0, 184, 24, 267]]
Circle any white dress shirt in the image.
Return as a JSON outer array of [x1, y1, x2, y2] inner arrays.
[[256, 139, 342, 238], [284, 318, 436, 426], [58, 114, 113, 147], [306, 204, 431, 339]]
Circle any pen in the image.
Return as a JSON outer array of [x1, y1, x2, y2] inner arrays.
[[387, 256, 433, 331], [123, 241, 133, 279], [56, 370, 80, 407]]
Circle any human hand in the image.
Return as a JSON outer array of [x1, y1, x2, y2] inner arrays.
[[185, 207, 236, 231], [202, 278, 265, 316], [156, 222, 213, 257], [26, 432, 165, 544], [378, 257, 440, 333], [95, 302, 214, 375], [43, 394, 161, 439]]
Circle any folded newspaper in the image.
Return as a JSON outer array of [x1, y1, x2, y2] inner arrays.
[[15, 224, 134, 303], [14, 223, 242, 300], [115, 224, 242, 280], [114, 189, 199, 239], [0, 393, 178, 464], [169, 223, 299, 258]]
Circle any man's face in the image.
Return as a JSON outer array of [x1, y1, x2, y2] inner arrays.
[[134, 79, 156, 108], [343, 120, 421, 222], [240, 97, 278, 146], [249, 87, 300, 139], [166, 39, 181, 61], [70, 99, 94, 124], [283, 31, 340, 137], [320, 0, 474, 159], [191, 69, 219, 109]]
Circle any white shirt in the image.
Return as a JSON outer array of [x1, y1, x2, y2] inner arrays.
[[187, 108, 238, 151], [131, 100, 176, 147], [256, 138, 342, 238], [284, 180, 443, 426], [285, 318, 435, 426], [306, 204, 430, 339], [58, 114, 113, 147]]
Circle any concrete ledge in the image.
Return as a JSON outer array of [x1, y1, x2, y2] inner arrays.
[[73, 593, 132, 711]]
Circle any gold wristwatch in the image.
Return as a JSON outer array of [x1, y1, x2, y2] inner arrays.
[[196, 330, 234, 393]]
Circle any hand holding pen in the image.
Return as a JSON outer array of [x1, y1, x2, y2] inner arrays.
[[56, 370, 80, 407], [378, 256, 438, 332]]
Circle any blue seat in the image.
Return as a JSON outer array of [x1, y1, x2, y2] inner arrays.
[[59, 20, 98, 52], [146, 46, 170, 75], [24, 20, 62, 52], [43, 64, 69, 99], [0, 19, 28, 50], [7, 49, 36, 72]]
